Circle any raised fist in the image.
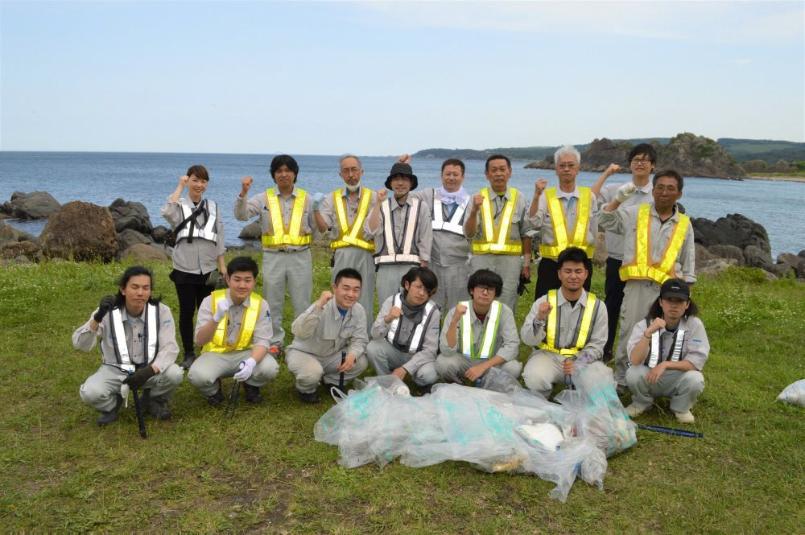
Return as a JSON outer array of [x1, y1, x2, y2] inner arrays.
[[648, 317, 666, 334], [317, 290, 334, 309], [472, 194, 484, 209], [178, 175, 190, 188], [376, 189, 388, 202], [454, 303, 468, 318], [534, 178, 548, 194], [93, 295, 117, 323], [605, 163, 621, 176], [615, 182, 637, 203], [536, 300, 552, 321], [240, 176, 254, 195], [385, 306, 402, 324]]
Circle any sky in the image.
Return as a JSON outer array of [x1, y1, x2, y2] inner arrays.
[[1, 1, 803, 155]]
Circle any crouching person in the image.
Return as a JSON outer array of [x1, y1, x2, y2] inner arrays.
[[188, 256, 278, 405], [286, 268, 369, 403], [437, 269, 522, 387], [366, 267, 440, 392], [521, 247, 608, 398], [72, 266, 183, 426], [625, 278, 709, 424]]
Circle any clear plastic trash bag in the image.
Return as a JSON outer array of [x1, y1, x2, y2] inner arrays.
[[777, 379, 805, 407]]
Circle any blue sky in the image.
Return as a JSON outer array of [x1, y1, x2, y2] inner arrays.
[[1, 1, 803, 154]]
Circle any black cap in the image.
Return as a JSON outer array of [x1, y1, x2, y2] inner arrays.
[[384, 162, 418, 191], [660, 278, 690, 300]]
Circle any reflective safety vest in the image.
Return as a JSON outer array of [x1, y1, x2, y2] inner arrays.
[[386, 293, 438, 353], [645, 326, 686, 368], [331, 188, 374, 252], [176, 198, 218, 244], [471, 188, 522, 255], [460, 300, 502, 360], [431, 191, 469, 235], [374, 197, 422, 265], [109, 304, 159, 373], [202, 290, 263, 353], [262, 188, 312, 248], [619, 204, 690, 284], [538, 290, 600, 357], [539, 187, 594, 260]]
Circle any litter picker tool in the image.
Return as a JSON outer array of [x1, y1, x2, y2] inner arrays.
[[637, 424, 703, 438]]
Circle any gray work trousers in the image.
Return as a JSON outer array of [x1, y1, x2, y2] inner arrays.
[[79, 363, 184, 412], [333, 246, 375, 328], [435, 354, 523, 387], [187, 350, 279, 396], [626, 366, 705, 413], [469, 254, 522, 313], [286, 348, 368, 394], [522, 351, 574, 398], [432, 260, 471, 315], [376, 263, 417, 310], [614, 279, 660, 385], [262, 249, 312, 346], [366, 339, 438, 386]]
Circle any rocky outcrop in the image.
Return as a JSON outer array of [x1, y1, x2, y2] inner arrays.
[[239, 221, 262, 240], [118, 243, 169, 262], [40, 201, 118, 261], [117, 228, 154, 251], [2, 191, 61, 220], [151, 225, 171, 244], [108, 198, 153, 235], [0, 221, 42, 262], [692, 214, 770, 255]]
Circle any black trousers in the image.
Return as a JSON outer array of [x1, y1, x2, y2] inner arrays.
[[534, 258, 592, 300], [603, 257, 625, 355], [171, 270, 213, 355]]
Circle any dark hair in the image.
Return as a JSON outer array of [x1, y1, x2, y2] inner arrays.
[[227, 256, 259, 277], [485, 154, 511, 172], [186, 164, 209, 182], [441, 158, 465, 175], [335, 267, 362, 285], [270, 154, 299, 183], [628, 143, 657, 165], [556, 246, 592, 272], [467, 269, 503, 297], [116, 265, 158, 306], [401, 266, 438, 294], [647, 296, 699, 320], [653, 169, 684, 191]]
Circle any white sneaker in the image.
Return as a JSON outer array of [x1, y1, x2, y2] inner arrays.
[[674, 411, 695, 424], [626, 403, 650, 417]]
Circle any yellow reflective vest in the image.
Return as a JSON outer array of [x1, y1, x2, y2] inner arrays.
[[330, 188, 374, 252], [619, 204, 690, 284], [471, 187, 522, 255], [202, 290, 262, 353], [262, 188, 312, 248], [539, 187, 594, 260], [538, 290, 600, 356]]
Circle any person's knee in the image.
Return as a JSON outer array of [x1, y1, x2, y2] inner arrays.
[[351, 355, 369, 376], [626, 365, 648, 388], [187, 363, 216, 388], [366, 340, 386, 363], [79, 379, 108, 405], [435, 356, 458, 381], [254, 357, 279, 381], [681, 370, 705, 394]]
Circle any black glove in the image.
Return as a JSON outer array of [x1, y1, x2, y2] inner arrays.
[[123, 365, 156, 389], [93, 295, 117, 323], [517, 274, 531, 296]]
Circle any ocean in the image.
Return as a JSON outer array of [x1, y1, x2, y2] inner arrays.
[[1, 151, 802, 257]]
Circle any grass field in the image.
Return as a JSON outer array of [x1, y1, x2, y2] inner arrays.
[[1, 249, 803, 533]]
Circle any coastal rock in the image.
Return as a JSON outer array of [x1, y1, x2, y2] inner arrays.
[[707, 244, 745, 265], [108, 198, 153, 234], [151, 225, 171, 244], [7, 191, 61, 220], [118, 243, 169, 262], [776, 253, 805, 278], [743, 245, 773, 270], [0, 240, 42, 261], [580, 138, 633, 172], [0, 221, 37, 245], [118, 228, 154, 251], [692, 214, 770, 254], [239, 221, 261, 240], [592, 232, 608, 266], [40, 201, 118, 261], [695, 243, 717, 265], [655, 133, 745, 178], [696, 258, 738, 277]]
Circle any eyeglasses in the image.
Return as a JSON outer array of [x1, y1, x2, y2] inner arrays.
[[557, 163, 577, 170], [475, 286, 495, 294], [340, 167, 361, 175], [631, 158, 652, 165]]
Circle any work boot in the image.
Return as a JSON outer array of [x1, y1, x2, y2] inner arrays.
[[297, 389, 320, 404], [625, 402, 650, 418], [97, 394, 123, 426], [180, 352, 196, 370], [147, 395, 172, 420], [207, 379, 225, 406], [674, 410, 695, 424], [244, 384, 263, 404]]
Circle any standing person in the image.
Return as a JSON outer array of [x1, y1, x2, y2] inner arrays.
[[591, 143, 657, 362], [599, 170, 695, 389], [235, 154, 315, 350], [436, 269, 523, 387], [286, 268, 369, 404], [520, 247, 607, 398], [413, 158, 472, 313], [366, 267, 440, 391], [365, 161, 432, 307], [314, 154, 376, 326], [72, 266, 183, 426], [188, 256, 278, 405], [464, 154, 532, 313], [625, 279, 709, 423], [161, 165, 226, 370], [529, 145, 597, 299]]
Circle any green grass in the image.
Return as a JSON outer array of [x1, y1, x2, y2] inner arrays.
[[1, 250, 803, 533]]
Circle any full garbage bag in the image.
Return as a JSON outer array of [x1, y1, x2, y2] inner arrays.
[[777, 379, 805, 407], [314, 365, 635, 502]]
